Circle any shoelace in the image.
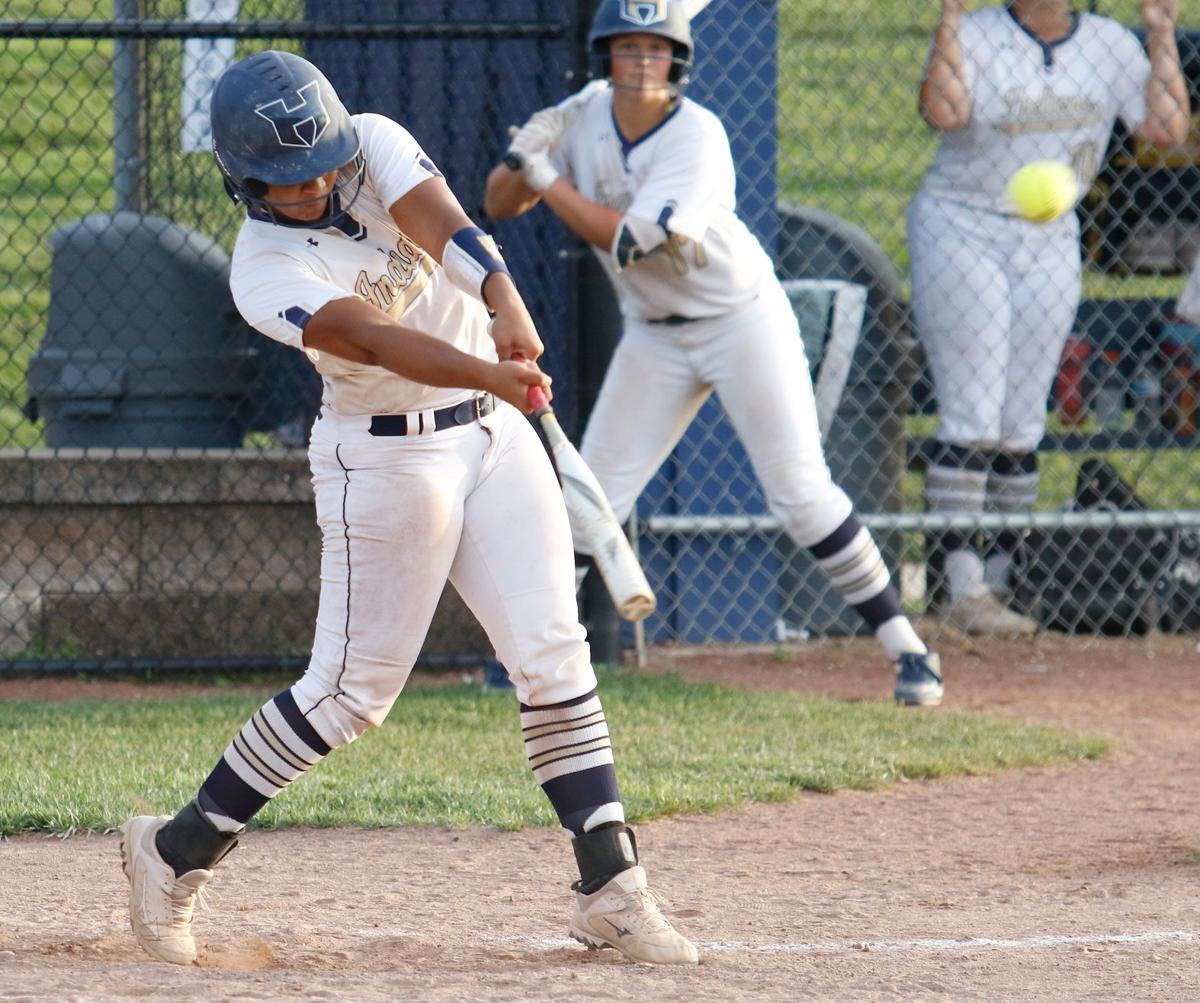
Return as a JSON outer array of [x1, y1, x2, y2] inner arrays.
[[615, 887, 676, 934]]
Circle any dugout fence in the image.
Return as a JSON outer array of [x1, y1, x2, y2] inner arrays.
[[2, 1, 1200, 676]]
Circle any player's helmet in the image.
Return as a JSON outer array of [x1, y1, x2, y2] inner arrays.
[[588, 0, 694, 89], [210, 50, 364, 227]]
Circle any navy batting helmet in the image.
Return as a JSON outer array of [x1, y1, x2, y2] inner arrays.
[[588, 0, 694, 88], [210, 50, 363, 226]]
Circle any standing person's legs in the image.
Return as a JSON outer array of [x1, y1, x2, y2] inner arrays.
[[988, 219, 1083, 592], [908, 195, 1035, 635], [450, 405, 697, 964], [120, 417, 479, 965], [702, 285, 940, 705], [571, 321, 709, 587]]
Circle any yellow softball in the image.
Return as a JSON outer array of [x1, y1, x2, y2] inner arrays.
[[1006, 161, 1080, 224]]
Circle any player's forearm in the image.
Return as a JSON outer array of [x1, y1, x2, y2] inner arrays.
[[305, 310, 498, 395], [538, 180, 622, 252], [483, 163, 542, 220], [1141, 25, 1190, 148], [919, 13, 971, 131]]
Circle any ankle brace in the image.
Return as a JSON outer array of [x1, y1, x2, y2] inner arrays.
[[155, 800, 239, 877], [572, 823, 638, 894]]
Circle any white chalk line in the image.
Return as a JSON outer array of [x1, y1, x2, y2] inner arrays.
[[353, 927, 1200, 955]]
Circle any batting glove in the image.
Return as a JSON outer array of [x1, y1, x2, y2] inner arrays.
[[517, 149, 560, 193], [506, 107, 565, 160]]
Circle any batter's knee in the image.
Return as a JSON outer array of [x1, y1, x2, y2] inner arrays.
[[291, 670, 398, 750], [766, 479, 855, 549]]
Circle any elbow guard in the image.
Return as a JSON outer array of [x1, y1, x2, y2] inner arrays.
[[442, 226, 510, 304]]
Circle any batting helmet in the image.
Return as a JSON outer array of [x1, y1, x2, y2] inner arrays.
[[210, 50, 363, 226], [588, 0, 694, 88]]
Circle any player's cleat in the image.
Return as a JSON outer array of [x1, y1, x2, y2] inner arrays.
[[119, 814, 213, 965], [569, 865, 699, 965], [893, 651, 943, 707], [944, 593, 1037, 637]]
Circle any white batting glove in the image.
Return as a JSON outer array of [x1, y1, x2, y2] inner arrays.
[[519, 149, 560, 193], [506, 107, 565, 160]]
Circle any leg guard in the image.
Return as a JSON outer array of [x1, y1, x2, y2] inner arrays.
[[155, 799, 239, 878], [572, 823, 639, 894]]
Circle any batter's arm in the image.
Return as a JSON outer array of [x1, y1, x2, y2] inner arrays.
[[301, 297, 549, 413], [918, 0, 972, 131], [1135, 0, 1189, 148], [483, 161, 543, 220], [389, 176, 544, 360]]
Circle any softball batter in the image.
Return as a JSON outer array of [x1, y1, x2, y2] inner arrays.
[[910, 0, 1187, 634], [118, 50, 696, 967]]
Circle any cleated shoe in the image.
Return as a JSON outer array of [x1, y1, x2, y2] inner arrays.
[[894, 651, 943, 707], [944, 593, 1037, 637], [119, 814, 212, 965], [569, 865, 698, 965]]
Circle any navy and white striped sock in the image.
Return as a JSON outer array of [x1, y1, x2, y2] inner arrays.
[[197, 687, 332, 828], [522, 689, 624, 835]]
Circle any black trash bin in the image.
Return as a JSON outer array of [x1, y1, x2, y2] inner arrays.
[[773, 202, 914, 637], [25, 212, 258, 448]]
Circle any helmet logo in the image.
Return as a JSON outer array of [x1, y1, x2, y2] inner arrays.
[[254, 80, 330, 149], [619, 0, 668, 26]]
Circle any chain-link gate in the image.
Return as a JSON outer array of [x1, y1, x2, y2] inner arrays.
[[3, 1, 1200, 674]]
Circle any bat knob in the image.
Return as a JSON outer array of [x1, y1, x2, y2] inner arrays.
[[503, 152, 524, 172]]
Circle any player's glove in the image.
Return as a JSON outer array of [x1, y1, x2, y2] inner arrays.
[[506, 108, 564, 160], [513, 149, 560, 193]]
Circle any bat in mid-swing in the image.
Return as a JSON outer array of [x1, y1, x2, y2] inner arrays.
[[524, 381, 656, 622]]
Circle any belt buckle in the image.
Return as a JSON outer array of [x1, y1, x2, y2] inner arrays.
[[474, 395, 482, 422]]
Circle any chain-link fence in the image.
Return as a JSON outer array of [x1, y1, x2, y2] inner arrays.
[[3, 1, 1200, 672]]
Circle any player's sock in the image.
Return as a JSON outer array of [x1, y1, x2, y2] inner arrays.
[[155, 687, 332, 876], [926, 443, 990, 602], [986, 451, 1038, 589], [521, 689, 624, 836], [808, 514, 925, 657]]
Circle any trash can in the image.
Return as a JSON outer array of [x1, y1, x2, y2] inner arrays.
[[774, 202, 914, 638], [25, 212, 257, 448]]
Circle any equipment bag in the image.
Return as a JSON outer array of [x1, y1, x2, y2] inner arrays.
[[1013, 459, 1177, 636]]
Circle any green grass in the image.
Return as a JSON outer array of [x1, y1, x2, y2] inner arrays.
[[0, 671, 1106, 836]]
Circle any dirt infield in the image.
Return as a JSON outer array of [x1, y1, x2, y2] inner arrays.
[[1, 633, 1198, 1001]]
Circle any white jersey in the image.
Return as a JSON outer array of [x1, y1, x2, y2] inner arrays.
[[550, 83, 775, 322], [919, 7, 1149, 214], [230, 113, 495, 416]]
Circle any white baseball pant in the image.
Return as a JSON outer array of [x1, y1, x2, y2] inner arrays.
[[575, 280, 853, 550], [907, 189, 1082, 453], [294, 401, 595, 747]]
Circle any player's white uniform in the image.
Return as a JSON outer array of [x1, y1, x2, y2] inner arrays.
[[550, 83, 853, 550], [907, 8, 1150, 452], [230, 112, 593, 732]]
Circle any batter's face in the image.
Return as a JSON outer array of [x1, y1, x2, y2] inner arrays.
[[262, 168, 339, 223], [609, 34, 674, 94]]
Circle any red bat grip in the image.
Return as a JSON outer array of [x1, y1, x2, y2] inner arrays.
[[511, 353, 550, 412]]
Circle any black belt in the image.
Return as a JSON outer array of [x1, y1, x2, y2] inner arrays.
[[646, 314, 701, 326], [368, 394, 495, 436]]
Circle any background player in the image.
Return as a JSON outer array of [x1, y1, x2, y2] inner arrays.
[[484, 0, 943, 707], [910, 0, 1187, 634], [118, 50, 697, 968]]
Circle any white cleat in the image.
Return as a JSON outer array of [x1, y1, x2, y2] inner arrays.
[[569, 865, 698, 965], [119, 814, 213, 965], [944, 593, 1037, 637]]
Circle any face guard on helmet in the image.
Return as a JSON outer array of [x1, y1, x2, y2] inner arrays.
[[588, 0, 694, 92], [210, 50, 364, 228]]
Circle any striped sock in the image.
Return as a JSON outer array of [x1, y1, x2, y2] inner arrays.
[[521, 690, 624, 835], [197, 687, 332, 827], [809, 514, 900, 628]]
